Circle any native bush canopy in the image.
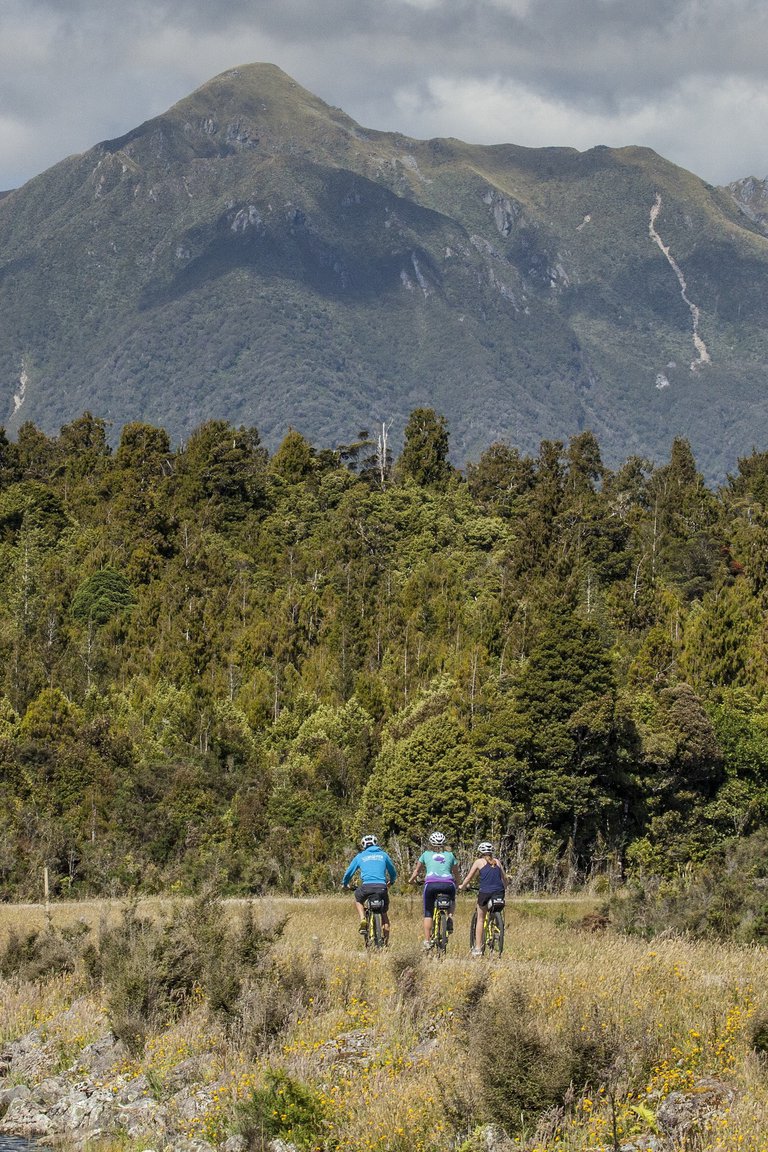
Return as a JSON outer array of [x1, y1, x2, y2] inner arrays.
[[0, 409, 766, 898]]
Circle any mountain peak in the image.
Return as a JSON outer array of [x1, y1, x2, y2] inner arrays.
[[97, 61, 364, 169], [172, 62, 361, 140], [185, 62, 334, 115]]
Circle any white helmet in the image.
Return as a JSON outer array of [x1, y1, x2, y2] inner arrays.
[[478, 841, 494, 855], [428, 831, 446, 847], [361, 834, 378, 849]]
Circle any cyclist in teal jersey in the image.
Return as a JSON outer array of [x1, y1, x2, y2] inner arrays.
[[408, 831, 459, 950]]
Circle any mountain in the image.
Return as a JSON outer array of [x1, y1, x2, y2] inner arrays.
[[729, 176, 768, 236], [1, 62, 768, 480]]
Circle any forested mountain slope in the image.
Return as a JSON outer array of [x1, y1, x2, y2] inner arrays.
[[0, 64, 767, 480], [0, 410, 767, 897]]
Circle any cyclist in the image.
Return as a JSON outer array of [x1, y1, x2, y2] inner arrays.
[[459, 841, 507, 956], [408, 831, 459, 951], [342, 835, 397, 944]]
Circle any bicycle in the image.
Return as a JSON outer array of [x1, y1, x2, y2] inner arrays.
[[469, 895, 505, 955], [430, 890, 453, 955], [362, 891, 387, 950]]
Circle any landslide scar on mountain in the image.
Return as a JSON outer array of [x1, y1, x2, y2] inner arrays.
[[648, 193, 711, 371]]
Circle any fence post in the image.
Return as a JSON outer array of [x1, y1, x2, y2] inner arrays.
[[44, 865, 52, 927]]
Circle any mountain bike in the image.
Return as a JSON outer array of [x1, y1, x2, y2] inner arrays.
[[430, 890, 453, 955], [469, 895, 505, 955], [362, 891, 387, 950]]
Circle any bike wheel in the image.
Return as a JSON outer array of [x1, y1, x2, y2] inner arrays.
[[435, 910, 448, 953], [372, 912, 385, 949], [469, 909, 478, 953], [493, 912, 505, 955]]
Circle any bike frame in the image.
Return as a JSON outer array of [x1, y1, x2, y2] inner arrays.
[[482, 896, 505, 954], [431, 892, 453, 954], [363, 893, 387, 949], [469, 895, 505, 955]]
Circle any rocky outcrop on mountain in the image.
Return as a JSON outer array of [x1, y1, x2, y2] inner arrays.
[[728, 175, 768, 235]]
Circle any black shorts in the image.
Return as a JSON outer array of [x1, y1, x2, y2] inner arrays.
[[423, 882, 455, 916], [478, 890, 505, 909], [354, 883, 389, 912]]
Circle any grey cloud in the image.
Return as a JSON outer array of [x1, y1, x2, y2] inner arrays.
[[0, 0, 767, 189]]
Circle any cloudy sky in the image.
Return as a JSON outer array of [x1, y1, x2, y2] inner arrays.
[[2, 0, 767, 192]]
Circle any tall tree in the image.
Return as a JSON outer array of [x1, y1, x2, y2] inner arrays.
[[357, 678, 507, 844], [398, 408, 452, 487], [500, 603, 627, 861], [172, 421, 268, 527]]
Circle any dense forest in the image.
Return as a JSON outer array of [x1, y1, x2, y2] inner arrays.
[[0, 406, 767, 900]]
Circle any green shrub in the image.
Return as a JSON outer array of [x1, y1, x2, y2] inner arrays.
[[96, 904, 178, 1053], [236, 1069, 329, 1151], [612, 830, 768, 942], [96, 893, 288, 1054], [471, 986, 617, 1135], [234, 944, 326, 1058], [751, 1014, 768, 1063], [0, 921, 90, 981]]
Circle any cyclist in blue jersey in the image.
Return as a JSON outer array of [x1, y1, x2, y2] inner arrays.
[[408, 831, 459, 950], [342, 834, 397, 943], [459, 841, 507, 956]]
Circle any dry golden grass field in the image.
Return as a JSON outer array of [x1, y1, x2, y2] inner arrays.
[[0, 892, 767, 1151]]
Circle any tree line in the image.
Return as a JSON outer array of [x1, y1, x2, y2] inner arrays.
[[0, 407, 766, 897]]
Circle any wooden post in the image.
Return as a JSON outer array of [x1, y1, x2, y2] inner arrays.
[[44, 866, 51, 927]]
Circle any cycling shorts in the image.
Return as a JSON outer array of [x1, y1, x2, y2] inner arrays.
[[423, 881, 455, 916], [478, 889, 505, 909], [354, 883, 389, 912]]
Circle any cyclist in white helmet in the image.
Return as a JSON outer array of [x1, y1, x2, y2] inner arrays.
[[342, 834, 397, 942], [408, 831, 459, 950], [459, 841, 507, 956]]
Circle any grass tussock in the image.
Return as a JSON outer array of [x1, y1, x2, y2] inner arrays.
[[0, 893, 767, 1150]]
